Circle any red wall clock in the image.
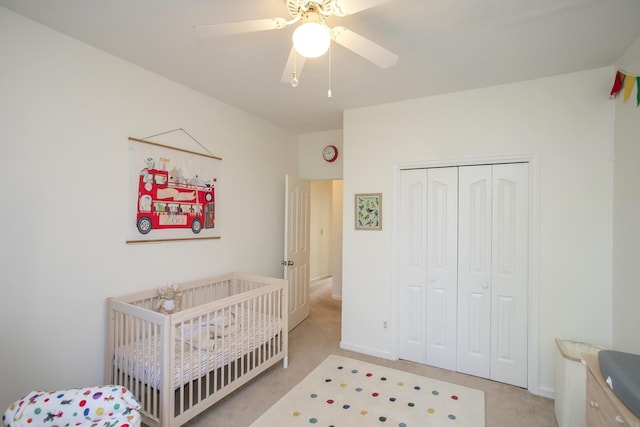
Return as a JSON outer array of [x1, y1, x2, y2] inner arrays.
[[322, 144, 338, 162]]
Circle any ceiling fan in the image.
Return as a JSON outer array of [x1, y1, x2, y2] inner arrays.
[[194, 0, 399, 87]]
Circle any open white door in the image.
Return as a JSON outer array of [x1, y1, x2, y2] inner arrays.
[[284, 175, 311, 331]]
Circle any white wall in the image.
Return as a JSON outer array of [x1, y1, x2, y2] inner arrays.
[[612, 36, 640, 354], [0, 7, 297, 410], [341, 67, 615, 396], [299, 129, 344, 297], [299, 129, 343, 180]]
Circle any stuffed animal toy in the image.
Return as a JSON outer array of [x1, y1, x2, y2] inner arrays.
[[156, 284, 182, 314]]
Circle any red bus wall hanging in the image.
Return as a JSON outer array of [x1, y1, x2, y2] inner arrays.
[[127, 134, 221, 243]]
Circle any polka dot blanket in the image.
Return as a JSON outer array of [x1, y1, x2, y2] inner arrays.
[[251, 355, 485, 427], [2, 385, 141, 427]]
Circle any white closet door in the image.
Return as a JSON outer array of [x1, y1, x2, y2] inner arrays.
[[490, 163, 528, 387], [425, 167, 458, 370], [399, 163, 528, 387], [398, 169, 428, 363], [398, 168, 458, 369], [457, 163, 528, 387], [457, 165, 493, 378]]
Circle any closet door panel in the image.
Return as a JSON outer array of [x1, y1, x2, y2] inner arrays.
[[398, 169, 428, 363], [426, 167, 458, 370], [399, 163, 528, 388], [491, 163, 528, 387], [457, 165, 492, 378], [468, 291, 488, 354]]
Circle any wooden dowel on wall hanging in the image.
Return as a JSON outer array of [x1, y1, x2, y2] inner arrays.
[[129, 137, 222, 161]]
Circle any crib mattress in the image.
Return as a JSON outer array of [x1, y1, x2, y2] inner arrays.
[[113, 310, 283, 389]]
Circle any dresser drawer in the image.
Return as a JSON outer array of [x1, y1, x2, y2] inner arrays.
[[584, 354, 640, 427], [587, 368, 625, 425]]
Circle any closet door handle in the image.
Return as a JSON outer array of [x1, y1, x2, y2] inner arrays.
[[429, 276, 436, 283], [482, 283, 489, 289]]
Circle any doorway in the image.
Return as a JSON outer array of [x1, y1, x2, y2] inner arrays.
[[310, 180, 343, 301]]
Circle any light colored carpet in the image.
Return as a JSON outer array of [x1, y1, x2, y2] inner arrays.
[[181, 278, 557, 427], [252, 354, 485, 426]]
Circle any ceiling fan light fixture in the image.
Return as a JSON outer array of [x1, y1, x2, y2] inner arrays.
[[293, 21, 330, 58]]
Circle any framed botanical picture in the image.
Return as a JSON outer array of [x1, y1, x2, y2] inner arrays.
[[355, 193, 382, 230]]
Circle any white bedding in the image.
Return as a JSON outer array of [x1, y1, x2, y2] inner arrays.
[[113, 310, 283, 389]]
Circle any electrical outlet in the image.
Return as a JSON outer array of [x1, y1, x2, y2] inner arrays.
[[383, 321, 388, 329]]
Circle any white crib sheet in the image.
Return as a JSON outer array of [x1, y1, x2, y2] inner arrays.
[[113, 310, 283, 389]]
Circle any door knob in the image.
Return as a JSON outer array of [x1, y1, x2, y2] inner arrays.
[[482, 283, 489, 289], [287, 260, 294, 266]]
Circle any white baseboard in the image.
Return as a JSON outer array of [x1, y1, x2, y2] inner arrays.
[[533, 385, 555, 399], [339, 341, 396, 361]]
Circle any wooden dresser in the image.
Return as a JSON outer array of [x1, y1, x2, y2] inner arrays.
[[584, 354, 640, 427]]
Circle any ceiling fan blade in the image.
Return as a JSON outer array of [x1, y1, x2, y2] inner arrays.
[[281, 47, 307, 85], [331, 26, 398, 68], [332, 0, 391, 16], [193, 17, 288, 37]]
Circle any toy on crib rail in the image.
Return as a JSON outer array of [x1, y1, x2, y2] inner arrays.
[[156, 284, 182, 314]]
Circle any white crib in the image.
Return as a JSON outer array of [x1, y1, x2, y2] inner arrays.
[[104, 273, 288, 427]]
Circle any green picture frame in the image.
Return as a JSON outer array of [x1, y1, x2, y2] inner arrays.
[[355, 193, 382, 230]]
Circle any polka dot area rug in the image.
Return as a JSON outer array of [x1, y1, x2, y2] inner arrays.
[[251, 355, 485, 427]]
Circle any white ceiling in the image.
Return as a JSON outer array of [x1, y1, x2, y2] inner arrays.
[[2, 0, 639, 133]]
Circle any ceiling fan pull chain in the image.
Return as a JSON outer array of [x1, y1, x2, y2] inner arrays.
[[291, 50, 300, 88], [328, 43, 332, 98]]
